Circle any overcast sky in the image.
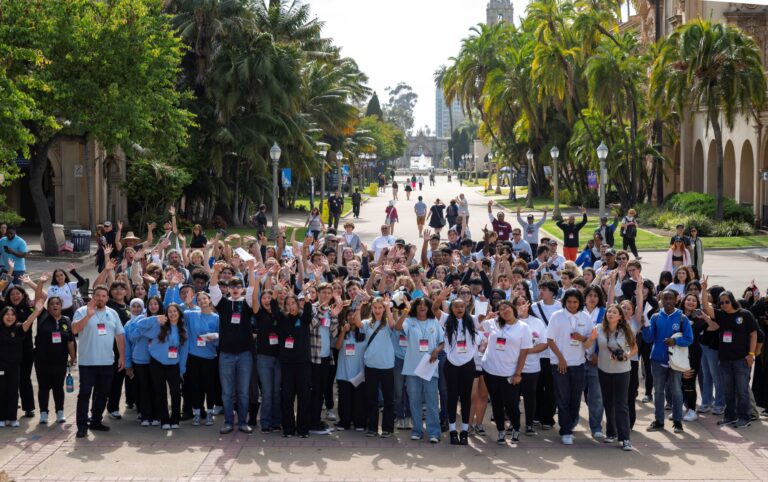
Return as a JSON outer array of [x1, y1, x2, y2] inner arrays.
[[307, 0, 531, 133]]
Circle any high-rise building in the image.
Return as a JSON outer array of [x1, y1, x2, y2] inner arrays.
[[435, 87, 465, 138], [487, 0, 514, 25]]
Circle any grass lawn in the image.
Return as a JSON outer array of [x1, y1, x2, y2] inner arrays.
[[479, 187, 528, 197], [204, 226, 308, 241], [497, 196, 557, 212], [539, 219, 768, 250]]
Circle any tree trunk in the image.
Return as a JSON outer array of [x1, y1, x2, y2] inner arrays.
[[231, 160, 241, 226], [711, 112, 725, 220], [30, 140, 58, 256]]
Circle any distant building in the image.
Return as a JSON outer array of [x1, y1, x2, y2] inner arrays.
[[487, 0, 514, 26], [435, 87, 465, 138]]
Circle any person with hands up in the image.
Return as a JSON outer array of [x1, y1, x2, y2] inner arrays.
[[545, 289, 597, 445], [183, 291, 220, 427], [642, 289, 693, 433], [362, 295, 397, 437], [556, 207, 588, 262], [0, 298, 43, 427], [334, 306, 367, 432], [34, 296, 76, 425], [395, 297, 445, 443], [307, 283, 342, 435], [71, 286, 126, 438]]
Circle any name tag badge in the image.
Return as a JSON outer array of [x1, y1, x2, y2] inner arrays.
[[496, 337, 506, 351], [419, 339, 429, 352], [345, 343, 356, 356], [97, 323, 107, 335], [723, 331, 733, 343], [322, 316, 331, 328], [231, 313, 241, 325], [568, 233, 574, 239], [0, 371, 4, 376], [285, 336, 295, 349], [168, 347, 178, 359], [197, 336, 206, 347], [269, 333, 279, 346], [399, 335, 408, 347], [52, 332, 62, 344], [570, 333, 581, 346], [457, 340, 467, 353]]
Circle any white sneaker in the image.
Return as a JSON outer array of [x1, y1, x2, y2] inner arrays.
[[205, 411, 214, 426], [212, 405, 224, 415], [10, 420, 19, 428], [151, 420, 161, 427], [170, 424, 179, 429], [109, 411, 122, 420], [562, 434, 574, 445], [593, 431, 605, 439], [683, 409, 698, 422], [39, 412, 49, 425], [192, 415, 201, 426], [161, 424, 171, 430], [141, 420, 150, 427], [325, 410, 338, 422], [56, 411, 66, 423], [697, 404, 711, 414], [0, 421, 5, 428], [667, 412, 674, 421]]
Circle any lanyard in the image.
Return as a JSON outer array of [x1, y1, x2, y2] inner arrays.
[[417, 320, 430, 341]]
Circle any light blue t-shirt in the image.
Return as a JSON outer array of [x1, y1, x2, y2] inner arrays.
[[362, 320, 395, 369], [335, 331, 366, 381], [320, 325, 331, 358], [391, 328, 407, 360], [73, 306, 125, 366], [414, 202, 428, 217], [401, 317, 444, 377], [0, 235, 28, 272]]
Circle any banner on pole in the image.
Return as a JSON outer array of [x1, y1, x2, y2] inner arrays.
[[281, 168, 292, 188], [587, 170, 598, 190]]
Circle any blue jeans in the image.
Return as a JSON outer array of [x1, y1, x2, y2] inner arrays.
[[584, 363, 604, 434], [552, 364, 585, 436], [699, 345, 725, 408], [437, 351, 448, 423], [720, 358, 751, 421], [651, 361, 683, 423], [219, 351, 253, 426], [256, 354, 282, 429], [393, 357, 410, 419], [406, 375, 440, 439]]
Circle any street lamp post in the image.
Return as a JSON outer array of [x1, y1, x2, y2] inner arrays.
[[525, 149, 534, 207], [336, 150, 344, 201], [551, 146, 561, 220], [596, 141, 609, 219], [270, 142, 282, 238], [319, 145, 328, 214], [487, 151, 493, 192]]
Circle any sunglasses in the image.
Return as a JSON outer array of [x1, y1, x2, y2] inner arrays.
[[458, 291, 471, 295], [617, 256, 628, 260], [719, 300, 731, 305]]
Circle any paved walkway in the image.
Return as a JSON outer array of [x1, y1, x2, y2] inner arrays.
[[2, 176, 768, 481]]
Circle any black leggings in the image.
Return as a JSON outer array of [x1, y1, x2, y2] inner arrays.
[[639, 339, 653, 397], [149, 358, 181, 425], [623, 237, 639, 258], [683, 346, 702, 410], [365, 366, 394, 433], [536, 358, 556, 425], [444, 359, 475, 426], [19, 347, 35, 412], [629, 360, 639, 428], [281, 362, 311, 436], [35, 362, 66, 413], [186, 355, 218, 411], [134, 363, 154, 421], [0, 364, 20, 421], [521, 372, 539, 427], [484, 372, 522, 431]]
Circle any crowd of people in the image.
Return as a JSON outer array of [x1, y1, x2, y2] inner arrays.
[[0, 187, 764, 451]]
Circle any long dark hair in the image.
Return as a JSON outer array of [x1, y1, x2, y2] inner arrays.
[[0, 306, 17, 324], [408, 297, 434, 319], [52, 268, 71, 286], [583, 285, 606, 308], [159, 303, 187, 344], [496, 300, 518, 328], [445, 298, 477, 345], [146, 295, 165, 316]]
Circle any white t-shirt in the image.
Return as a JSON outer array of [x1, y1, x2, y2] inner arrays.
[[520, 316, 547, 373], [48, 282, 79, 309], [443, 318, 484, 366], [481, 321, 532, 377], [371, 235, 395, 261], [546, 309, 593, 366], [531, 300, 562, 325]]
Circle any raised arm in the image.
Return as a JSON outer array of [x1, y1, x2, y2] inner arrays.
[[22, 298, 46, 332], [114, 221, 124, 252]]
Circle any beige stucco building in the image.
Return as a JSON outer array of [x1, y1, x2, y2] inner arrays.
[[629, 0, 768, 224], [5, 137, 128, 230]]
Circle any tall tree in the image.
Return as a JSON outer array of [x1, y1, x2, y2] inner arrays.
[[366, 93, 384, 120], [651, 19, 766, 219], [383, 82, 418, 132]]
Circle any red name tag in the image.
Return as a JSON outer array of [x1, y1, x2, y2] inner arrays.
[[52, 332, 62, 344], [419, 339, 429, 352], [496, 337, 506, 351], [97, 323, 107, 335], [269, 333, 279, 345], [345, 343, 356, 356], [285, 336, 295, 349], [168, 347, 178, 359]]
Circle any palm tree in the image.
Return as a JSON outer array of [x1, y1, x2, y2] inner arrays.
[[651, 19, 766, 219]]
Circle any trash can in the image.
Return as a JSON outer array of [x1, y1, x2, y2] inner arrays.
[[71, 230, 92, 253], [40, 224, 66, 252], [368, 183, 378, 197]]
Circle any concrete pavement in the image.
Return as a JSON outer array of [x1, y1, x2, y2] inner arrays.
[[2, 176, 768, 481]]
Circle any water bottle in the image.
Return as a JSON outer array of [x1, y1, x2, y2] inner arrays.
[[66, 367, 74, 393]]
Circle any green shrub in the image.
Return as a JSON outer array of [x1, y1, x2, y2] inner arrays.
[[679, 214, 714, 237], [710, 220, 754, 237], [664, 192, 754, 224]]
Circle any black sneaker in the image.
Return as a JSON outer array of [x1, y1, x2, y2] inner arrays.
[[497, 430, 506, 445], [717, 418, 737, 426], [510, 430, 520, 443], [76, 428, 87, 438], [24, 410, 35, 418], [459, 430, 468, 446], [733, 419, 752, 429], [299, 433, 309, 438], [525, 425, 537, 436], [449, 430, 460, 445], [540, 423, 553, 431], [440, 421, 449, 433], [646, 421, 664, 432], [673, 421, 684, 433], [89, 423, 110, 432]]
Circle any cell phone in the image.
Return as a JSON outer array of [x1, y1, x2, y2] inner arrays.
[[694, 309, 703, 318], [218, 229, 227, 236]]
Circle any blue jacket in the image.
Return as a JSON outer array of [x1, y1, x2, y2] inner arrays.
[[642, 308, 693, 364], [184, 311, 220, 360], [575, 248, 595, 269], [135, 316, 189, 375], [125, 316, 150, 366], [163, 285, 200, 313]]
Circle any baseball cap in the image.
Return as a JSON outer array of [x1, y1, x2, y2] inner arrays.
[[605, 249, 616, 256], [395, 238, 406, 245], [430, 234, 440, 241], [104, 221, 112, 228]]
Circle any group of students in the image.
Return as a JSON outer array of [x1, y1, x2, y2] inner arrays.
[[0, 202, 764, 452]]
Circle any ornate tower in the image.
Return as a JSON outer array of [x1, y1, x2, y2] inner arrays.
[[487, 0, 514, 25]]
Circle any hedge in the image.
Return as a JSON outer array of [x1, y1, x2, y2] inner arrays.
[[633, 204, 754, 237], [664, 192, 754, 224]]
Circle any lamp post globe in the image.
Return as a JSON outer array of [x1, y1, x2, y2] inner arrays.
[[336, 150, 344, 199], [550, 146, 561, 219], [270, 142, 282, 237]]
